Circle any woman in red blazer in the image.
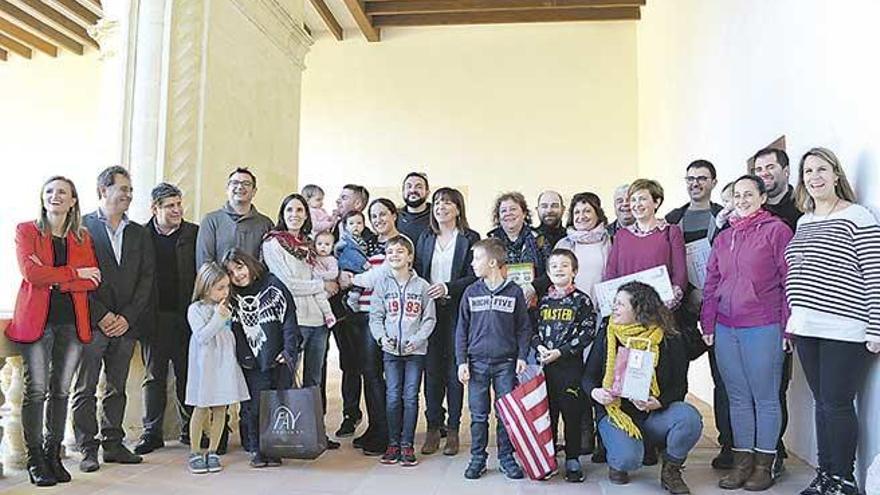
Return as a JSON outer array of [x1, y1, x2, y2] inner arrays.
[[7, 176, 101, 487]]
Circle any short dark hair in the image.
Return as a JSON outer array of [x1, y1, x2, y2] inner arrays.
[[228, 167, 257, 187], [402, 172, 429, 190], [386, 234, 414, 255], [342, 184, 370, 210], [628, 179, 665, 210], [274, 193, 313, 236], [341, 209, 365, 227], [733, 174, 768, 196], [220, 248, 266, 283], [368, 198, 398, 221], [96, 165, 130, 198], [548, 248, 579, 272], [686, 159, 717, 180], [566, 192, 607, 229], [472, 238, 507, 268], [751, 148, 789, 171], [151, 182, 182, 206]]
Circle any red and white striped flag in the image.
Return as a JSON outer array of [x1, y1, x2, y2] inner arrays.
[[495, 365, 557, 480]]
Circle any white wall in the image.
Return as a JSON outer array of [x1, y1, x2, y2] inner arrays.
[[636, 0, 880, 484], [0, 51, 104, 313], [300, 22, 639, 234]]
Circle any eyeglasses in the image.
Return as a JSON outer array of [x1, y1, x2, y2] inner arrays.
[[684, 176, 711, 184], [228, 180, 254, 188]]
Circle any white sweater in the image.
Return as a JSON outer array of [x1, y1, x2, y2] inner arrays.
[[262, 237, 333, 327]]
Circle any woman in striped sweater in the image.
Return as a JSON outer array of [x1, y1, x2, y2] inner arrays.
[[785, 148, 880, 495]]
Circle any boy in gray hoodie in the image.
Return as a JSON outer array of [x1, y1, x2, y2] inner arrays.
[[369, 235, 436, 467]]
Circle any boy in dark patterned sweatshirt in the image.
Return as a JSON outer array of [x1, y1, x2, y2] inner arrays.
[[533, 248, 597, 482], [455, 238, 532, 480]]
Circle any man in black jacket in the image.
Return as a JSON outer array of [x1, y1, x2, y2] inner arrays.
[[134, 183, 198, 455], [396, 172, 431, 243], [73, 166, 155, 472]]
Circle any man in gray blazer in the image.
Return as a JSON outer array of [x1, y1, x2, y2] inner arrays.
[[73, 166, 155, 472]]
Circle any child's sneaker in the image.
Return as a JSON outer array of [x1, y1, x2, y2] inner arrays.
[[188, 453, 208, 474], [400, 447, 418, 467], [499, 456, 525, 480], [464, 458, 487, 479], [380, 446, 400, 465], [565, 458, 584, 483], [206, 453, 222, 473]]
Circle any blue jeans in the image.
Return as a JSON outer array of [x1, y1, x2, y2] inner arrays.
[[298, 325, 329, 389], [599, 401, 703, 471], [384, 354, 424, 448], [467, 360, 516, 462], [715, 323, 783, 452], [20, 323, 83, 449], [240, 366, 292, 453], [424, 304, 463, 430]]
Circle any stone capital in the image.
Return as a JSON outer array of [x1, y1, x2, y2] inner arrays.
[[228, 0, 313, 69]]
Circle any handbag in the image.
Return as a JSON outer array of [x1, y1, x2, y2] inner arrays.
[[258, 355, 327, 459], [610, 337, 655, 402]]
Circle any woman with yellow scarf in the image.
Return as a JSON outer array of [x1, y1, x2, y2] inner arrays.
[[584, 282, 703, 494]]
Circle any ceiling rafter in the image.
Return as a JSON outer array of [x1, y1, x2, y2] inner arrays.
[[342, 0, 379, 42], [371, 5, 641, 26], [0, 15, 55, 55], [0, 29, 33, 57], [0, 45, 6, 59], [0, 0, 83, 53], [50, 0, 98, 25], [17, 0, 99, 48], [364, 0, 645, 15], [308, 0, 343, 40]]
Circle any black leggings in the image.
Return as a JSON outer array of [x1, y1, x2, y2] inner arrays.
[[545, 359, 588, 460], [796, 336, 870, 479]]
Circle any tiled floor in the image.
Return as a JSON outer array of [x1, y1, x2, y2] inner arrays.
[[0, 354, 816, 494]]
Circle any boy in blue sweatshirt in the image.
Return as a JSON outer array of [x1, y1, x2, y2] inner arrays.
[[456, 238, 532, 480]]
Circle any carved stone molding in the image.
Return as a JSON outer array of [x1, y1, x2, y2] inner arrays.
[[88, 18, 122, 61], [227, 0, 313, 69], [163, 0, 206, 218]]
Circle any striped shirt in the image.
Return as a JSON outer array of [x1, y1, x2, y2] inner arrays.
[[785, 204, 880, 342]]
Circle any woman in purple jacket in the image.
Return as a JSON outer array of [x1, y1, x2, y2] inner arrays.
[[700, 175, 792, 491]]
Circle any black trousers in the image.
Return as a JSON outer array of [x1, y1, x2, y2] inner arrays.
[[546, 358, 588, 460], [141, 310, 192, 439]]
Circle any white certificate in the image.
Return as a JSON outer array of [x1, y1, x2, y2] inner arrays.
[[686, 238, 712, 290], [595, 265, 674, 317]]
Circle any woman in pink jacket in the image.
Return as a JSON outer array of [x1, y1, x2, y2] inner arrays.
[[700, 175, 792, 491]]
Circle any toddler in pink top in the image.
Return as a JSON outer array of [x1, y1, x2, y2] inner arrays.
[[303, 184, 336, 235]]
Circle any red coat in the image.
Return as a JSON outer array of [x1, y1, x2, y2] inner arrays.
[[7, 222, 99, 344]]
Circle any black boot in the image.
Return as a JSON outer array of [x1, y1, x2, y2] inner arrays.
[[27, 448, 57, 487], [43, 442, 71, 483]]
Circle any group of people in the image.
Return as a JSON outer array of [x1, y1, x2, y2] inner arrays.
[[8, 145, 879, 495]]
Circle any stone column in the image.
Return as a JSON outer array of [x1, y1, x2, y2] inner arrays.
[[0, 316, 23, 474]]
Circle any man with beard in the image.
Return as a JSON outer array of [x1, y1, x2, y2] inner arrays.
[[396, 172, 431, 243], [606, 184, 635, 239], [750, 148, 801, 230], [665, 160, 730, 469], [749, 147, 799, 479], [535, 191, 566, 249]]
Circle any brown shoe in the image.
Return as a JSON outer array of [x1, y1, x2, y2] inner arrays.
[[421, 429, 441, 455], [719, 450, 754, 490], [744, 452, 775, 491], [442, 429, 459, 456], [660, 456, 691, 494], [608, 468, 630, 484]]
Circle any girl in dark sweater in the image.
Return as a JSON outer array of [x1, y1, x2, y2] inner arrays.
[[584, 282, 701, 494]]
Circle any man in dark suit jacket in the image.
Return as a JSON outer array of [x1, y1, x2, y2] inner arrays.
[[73, 166, 155, 472], [134, 183, 198, 455]]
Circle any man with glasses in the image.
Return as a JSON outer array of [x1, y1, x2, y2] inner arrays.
[[196, 167, 274, 267], [607, 184, 635, 239], [665, 160, 731, 469]]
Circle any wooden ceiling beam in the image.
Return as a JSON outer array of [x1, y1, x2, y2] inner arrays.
[[17, 0, 98, 48], [0, 45, 6, 59], [0, 16, 55, 55], [51, 0, 98, 25], [0, 0, 83, 53], [82, 0, 100, 9], [342, 0, 380, 42], [308, 0, 343, 41], [366, 0, 644, 15], [371, 6, 640, 26], [0, 30, 33, 57]]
